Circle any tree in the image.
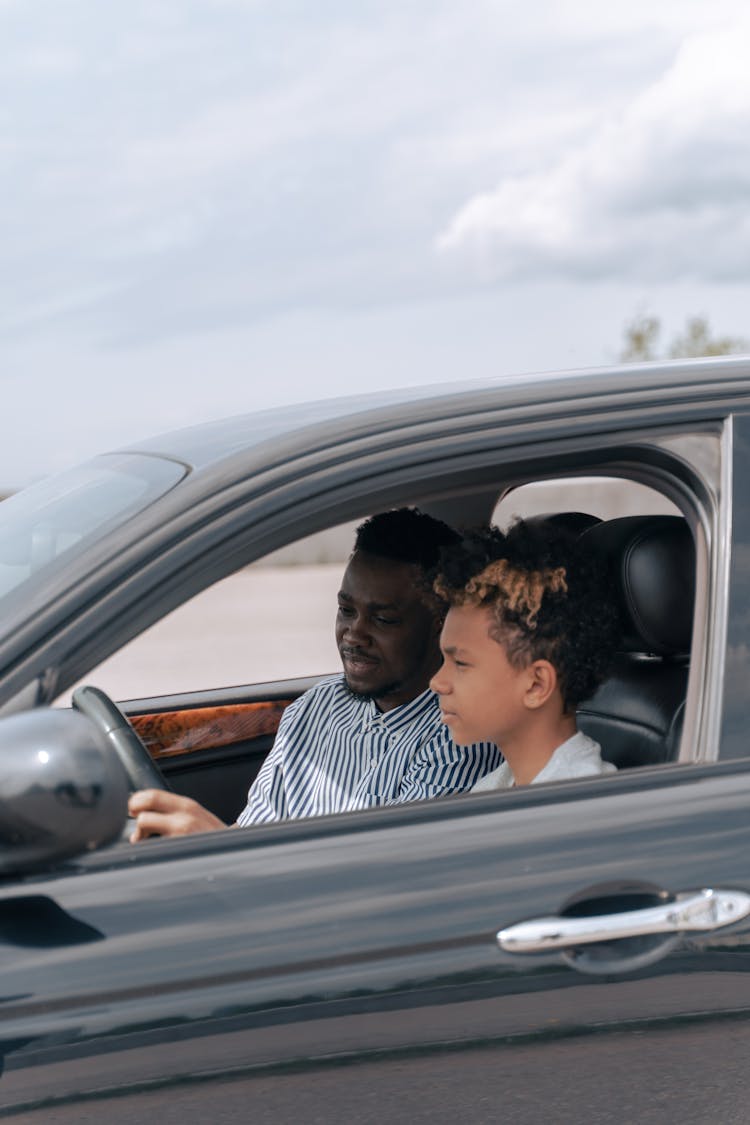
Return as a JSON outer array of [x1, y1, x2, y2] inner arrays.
[[620, 313, 661, 362], [669, 316, 748, 359], [620, 313, 748, 362]]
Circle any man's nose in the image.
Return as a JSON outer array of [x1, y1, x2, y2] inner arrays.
[[344, 613, 370, 645]]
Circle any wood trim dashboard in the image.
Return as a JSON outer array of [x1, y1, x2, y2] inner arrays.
[[131, 700, 292, 760]]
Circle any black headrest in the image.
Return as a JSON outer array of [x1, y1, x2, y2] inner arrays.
[[581, 515, 695, 657], [525, 511, 602, 537]]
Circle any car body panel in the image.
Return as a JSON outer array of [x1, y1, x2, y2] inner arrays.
[[2, 761, 750, 1118]]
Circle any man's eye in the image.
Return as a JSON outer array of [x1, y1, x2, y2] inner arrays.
[[374, 616, 400, 626], [337, 604, 354, 616]]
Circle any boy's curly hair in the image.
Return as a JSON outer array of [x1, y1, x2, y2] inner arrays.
[[434, 520, 621, 712]]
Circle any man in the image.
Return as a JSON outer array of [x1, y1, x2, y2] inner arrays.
[[129, 508, 501, 839]]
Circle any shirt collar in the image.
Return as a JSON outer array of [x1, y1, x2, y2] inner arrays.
[[363, 686, 439, 732]]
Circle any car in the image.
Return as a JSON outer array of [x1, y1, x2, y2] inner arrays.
[[2, 358, 750, 1122]]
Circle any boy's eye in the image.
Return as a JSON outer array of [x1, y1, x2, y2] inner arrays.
[[337, 604, 354, 616], [374, 615, 400, 626]]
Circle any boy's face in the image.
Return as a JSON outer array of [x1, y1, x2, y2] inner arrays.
[[430, 604, 531, 747]]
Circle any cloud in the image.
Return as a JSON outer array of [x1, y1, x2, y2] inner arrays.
[[436, 19, 750, 282]]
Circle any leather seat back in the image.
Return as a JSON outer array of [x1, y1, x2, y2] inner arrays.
[[576, 515, 695, 769]]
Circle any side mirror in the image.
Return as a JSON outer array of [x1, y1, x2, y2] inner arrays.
[[0, 709, 129, 878]]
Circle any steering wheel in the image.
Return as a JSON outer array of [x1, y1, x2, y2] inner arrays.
[[72, 684, 170, 792]]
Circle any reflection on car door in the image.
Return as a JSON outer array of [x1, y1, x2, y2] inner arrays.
[[2, 763, 750, 1122]]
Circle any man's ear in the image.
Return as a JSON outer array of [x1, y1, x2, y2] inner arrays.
[[523, 660, 558, 709], [426, 595, 447, 639], [431, 609, 447, 639]]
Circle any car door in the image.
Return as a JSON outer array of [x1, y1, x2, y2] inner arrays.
[[1, 760, 750, 1123]]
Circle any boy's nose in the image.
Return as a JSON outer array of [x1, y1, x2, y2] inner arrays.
[[430, 663, 448, 695]]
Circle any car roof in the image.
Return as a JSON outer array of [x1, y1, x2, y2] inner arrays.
[[118, 373, 537, 470], [113, 357, 750, 474]]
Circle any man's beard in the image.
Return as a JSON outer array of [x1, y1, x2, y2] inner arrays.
[[342, 674, 405, 704]]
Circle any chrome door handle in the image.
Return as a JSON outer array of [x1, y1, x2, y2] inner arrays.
[[497, 888, 750, 954]]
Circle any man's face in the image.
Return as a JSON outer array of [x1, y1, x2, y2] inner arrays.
[[336, 550, 441, 712]]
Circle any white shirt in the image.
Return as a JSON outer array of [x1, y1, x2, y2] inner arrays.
[[472, 731, 615, 792]]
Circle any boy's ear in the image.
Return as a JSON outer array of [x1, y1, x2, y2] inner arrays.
[[524, 660, 558, 709]]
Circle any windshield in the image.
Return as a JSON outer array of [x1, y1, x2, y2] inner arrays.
[[0, 454, 186, 603]]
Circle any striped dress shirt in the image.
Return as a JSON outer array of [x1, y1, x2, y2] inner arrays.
[[236, 674, 502, 825]]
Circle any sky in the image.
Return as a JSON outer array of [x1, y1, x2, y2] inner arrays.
[[2, 0, 749, 489]]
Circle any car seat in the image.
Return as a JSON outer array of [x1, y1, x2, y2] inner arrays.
[[524, 511, 602, 537], [576, 514, 695, 769]]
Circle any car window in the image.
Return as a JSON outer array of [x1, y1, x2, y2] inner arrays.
[[63, 475, 684, 712], [60, 520, 359, 703], [493, 476, 679, 526]]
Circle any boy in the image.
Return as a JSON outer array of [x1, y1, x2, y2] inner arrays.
[[430, 520, 620, 788]]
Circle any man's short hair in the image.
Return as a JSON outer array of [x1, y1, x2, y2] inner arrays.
[[354, 508, 459, 572], [435, 519, 621, 711]]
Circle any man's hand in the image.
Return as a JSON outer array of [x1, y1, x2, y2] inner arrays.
[[128, 790, 227, 842]]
